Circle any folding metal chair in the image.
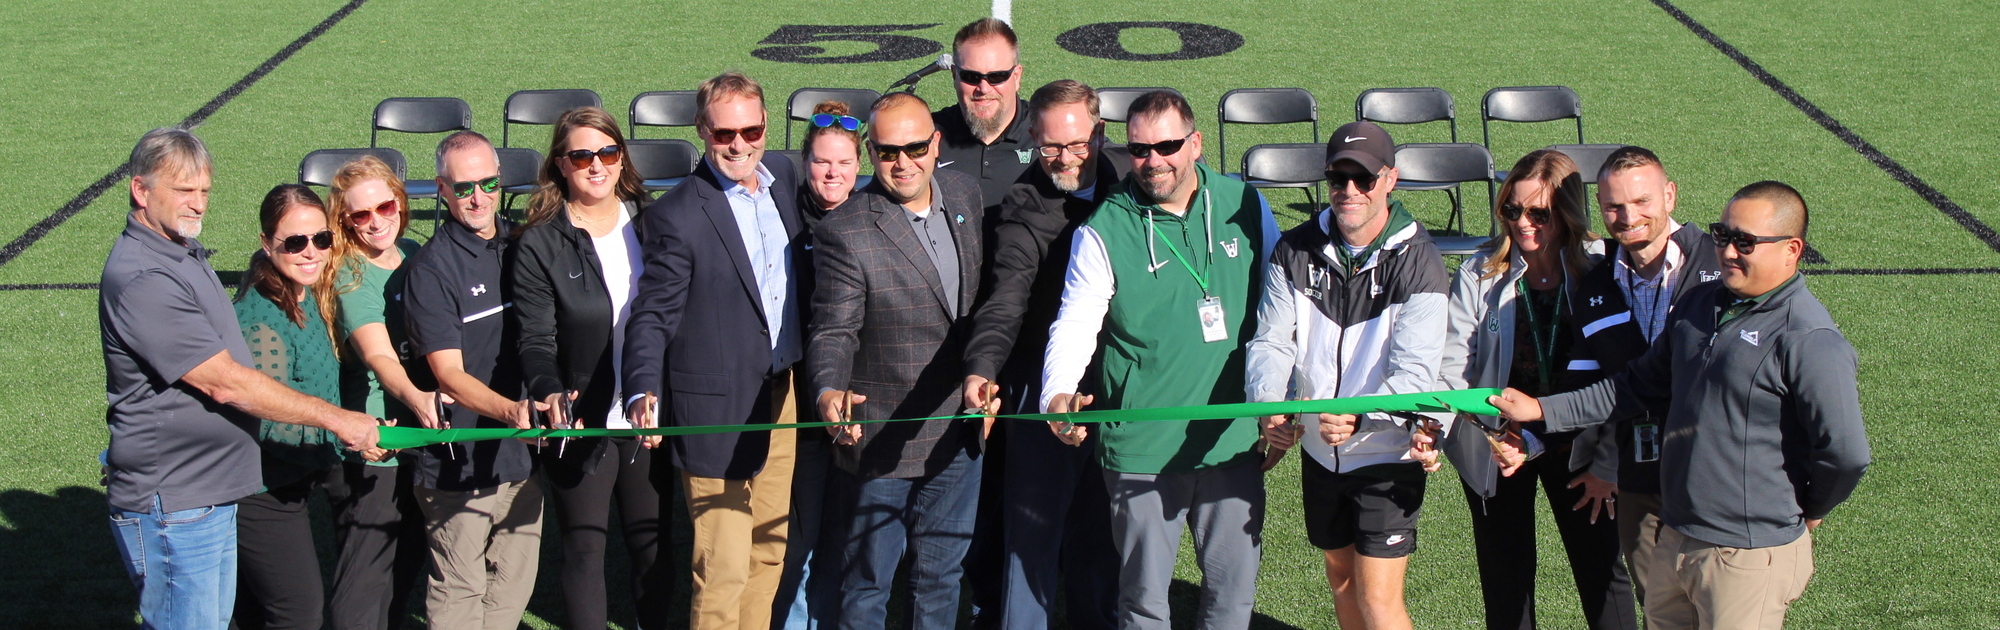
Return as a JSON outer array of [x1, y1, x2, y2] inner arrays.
[[627, 138, 700, 193], [1217, 88, 1318, 175], [502, 89, 602, 148], [370, 97, 472, 200], [785, 88, 879, 149], [629, 90, 698, 138], [1392, 143, 1495, 236], [1356, 87, 1457, 142]]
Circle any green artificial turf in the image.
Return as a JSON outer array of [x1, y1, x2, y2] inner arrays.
[[2, 1, 1996, 627]]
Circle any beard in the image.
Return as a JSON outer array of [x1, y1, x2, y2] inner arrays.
[[964, 104, 1007, 140], [1137, 164, 1185, 201], [175, 217, 203, 240], [1045, 157, 1093, 193]]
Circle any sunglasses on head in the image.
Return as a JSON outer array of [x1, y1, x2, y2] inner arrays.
[[1708, 222, 1795, 254], [1127, 131, 1194, 159], [276, 230, 334, 254], [872, 139, 933, 163], [564, 145, 622, 170], [811, 113, 862, 131], [1501, 203, 1553, 225], [446, 176, 500, 199], [346, 199, 400, 224], [708, 125, 766, 145], [956, 67, 1015, 87], [1325, 169, 1382, 192]]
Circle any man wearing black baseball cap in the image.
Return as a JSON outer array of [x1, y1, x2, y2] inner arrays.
[[1247, 120, 1452, 630]]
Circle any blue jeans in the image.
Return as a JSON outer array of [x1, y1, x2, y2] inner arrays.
[[838, 444, 983, 630], [110, 499, 239, 630], [775, 436, 845, 630], [1001, 415, 1119, 630]]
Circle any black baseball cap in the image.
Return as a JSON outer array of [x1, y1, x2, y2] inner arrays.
[[1326, 121, 1395, 172]]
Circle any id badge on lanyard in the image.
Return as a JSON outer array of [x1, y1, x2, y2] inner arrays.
[[1197, 296, 1228, 343], [1633, 412, 1661, 463]]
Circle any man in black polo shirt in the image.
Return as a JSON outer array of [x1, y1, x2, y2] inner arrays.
[[100, 128, 382, 630], [933, 19, 1033, 623], [401, 130, 544, 629], [933, 17, 1034, 213]]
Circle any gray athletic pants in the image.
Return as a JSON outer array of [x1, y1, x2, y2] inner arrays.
[[1103, 461, 1264, 630]]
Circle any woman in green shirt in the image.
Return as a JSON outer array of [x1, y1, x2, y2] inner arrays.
[[233, 184, 389, 628], [318, 155, 434, 628]]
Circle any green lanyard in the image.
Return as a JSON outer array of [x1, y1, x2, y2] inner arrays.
[[1150, 218, 1212, 296], [1515, 277, 1565, 392]]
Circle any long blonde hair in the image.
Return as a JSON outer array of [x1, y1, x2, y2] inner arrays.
[[316, 155, 409, 354], [1479, 149, 1598, 280]]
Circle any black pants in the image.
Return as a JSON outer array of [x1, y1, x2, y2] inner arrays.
[[322, 461, 426, 630], [546, 438, 671, 630], [1461, 446, 1637, 630], [236, 462, 425, 630], [235, 475, 323, 630]]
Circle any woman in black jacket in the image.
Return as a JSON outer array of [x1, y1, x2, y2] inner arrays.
[[509, 106, 669, 630]]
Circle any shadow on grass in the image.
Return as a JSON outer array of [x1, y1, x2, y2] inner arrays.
[[0, 486, 138, 628]]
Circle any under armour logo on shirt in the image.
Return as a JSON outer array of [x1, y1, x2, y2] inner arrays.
[[1740, 329, 1760, 346], [471, 284, 487, 296], [1590, 295, 1604, 307]]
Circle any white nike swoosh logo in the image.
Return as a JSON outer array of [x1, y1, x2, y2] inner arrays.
[[1345, 136, 1367, 143], [569, 271, 583, 279], [938, 161, 955, 168]]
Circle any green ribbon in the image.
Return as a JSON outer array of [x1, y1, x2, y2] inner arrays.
[[375, 388, 1503, 450]]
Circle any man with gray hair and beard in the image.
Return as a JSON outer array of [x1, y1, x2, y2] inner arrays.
[[99, 128, 383, 629]]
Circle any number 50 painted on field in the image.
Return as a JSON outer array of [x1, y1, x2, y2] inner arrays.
[[751, 22, 1244, 64]]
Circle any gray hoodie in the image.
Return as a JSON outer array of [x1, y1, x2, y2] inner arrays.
[[1541, 274, 1869, 549]]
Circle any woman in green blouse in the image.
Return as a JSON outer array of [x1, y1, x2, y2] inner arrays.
[[233, 184, 391, 628]]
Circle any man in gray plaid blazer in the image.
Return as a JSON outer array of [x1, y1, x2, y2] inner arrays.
[[806, 92, 989, 630]]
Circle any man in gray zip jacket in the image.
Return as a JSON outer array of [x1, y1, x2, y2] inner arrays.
[[1489, 181, 1868, 630]]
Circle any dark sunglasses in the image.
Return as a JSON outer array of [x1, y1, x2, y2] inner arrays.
[[1709, 222, 1795, 254], [346, 199, 401, 224], [956, 67, 1015, 86], [446, 176, 501, 199], [708, 125, 766, 145], [1127, 131, 1194, 159], [1501, 203, 1553, 225], [277, 230, 334, 254], [1036, 140, 1093, 158], [564, 145, 622, 170], [1325, 169, 1382, 192], [872, 139, 933, 163], [811, 113, 862, 131]]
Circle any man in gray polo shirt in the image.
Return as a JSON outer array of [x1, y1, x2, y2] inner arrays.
[[100, 128, 382, 630]]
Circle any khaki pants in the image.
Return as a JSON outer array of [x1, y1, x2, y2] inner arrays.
[[1647, 526, 1814, 630], [414, 477, 544, 630], [1617, 491, 1664, 606], [683, 371, 797, 630]]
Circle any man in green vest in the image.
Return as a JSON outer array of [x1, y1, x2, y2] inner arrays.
[[1039, 90, 1278, 630]]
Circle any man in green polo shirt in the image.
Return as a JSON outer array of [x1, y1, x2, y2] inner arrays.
[[1039, 90, 1277, 630]]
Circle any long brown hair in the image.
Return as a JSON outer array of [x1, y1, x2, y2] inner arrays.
[[241, 184, 341, 350], [1479, 149, 1598, 280], [523, 107, 645, 230], [317, 156, 409, 354]]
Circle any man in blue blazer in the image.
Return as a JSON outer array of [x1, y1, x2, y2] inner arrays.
[[621, 72, 810, 630]]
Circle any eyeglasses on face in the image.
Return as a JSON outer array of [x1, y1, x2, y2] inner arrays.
[[1708, 222, 1795, 254], [811, 114, 862, 131], [1036, 140, 1093, 158], [346, 199, 401, 224], [1127, 131, 1194, 159], [956, 67, 1016, 87], [872, 139, 933, 163], [276, 230, 334, 254], [564, 145, 623, 170], [446, 176, 500, 199], [1501, 203, 1553, 225]]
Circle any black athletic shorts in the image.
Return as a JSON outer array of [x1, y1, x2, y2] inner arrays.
[[1301, 456, 1427, 557]]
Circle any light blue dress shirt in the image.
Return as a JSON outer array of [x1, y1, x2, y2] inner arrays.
[[716, 158, 800, 373]]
